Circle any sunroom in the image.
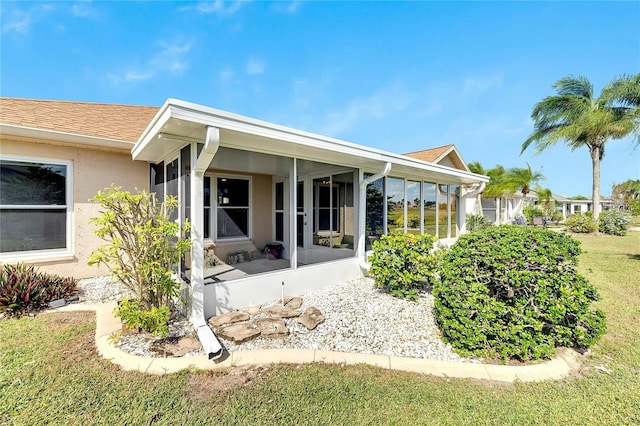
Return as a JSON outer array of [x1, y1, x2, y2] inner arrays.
[[132, 99, 488, 357]]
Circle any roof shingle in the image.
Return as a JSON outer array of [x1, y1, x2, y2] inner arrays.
[[0, 97, 159, 143]]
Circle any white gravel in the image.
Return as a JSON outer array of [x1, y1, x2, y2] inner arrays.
[[77, 275, 475, 362], [222, 277, 474, 362]]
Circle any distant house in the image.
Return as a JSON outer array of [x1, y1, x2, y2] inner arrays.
[[553, 195, 614, 219], [404, 144, 485, 234], [1, 97, 488, 358]]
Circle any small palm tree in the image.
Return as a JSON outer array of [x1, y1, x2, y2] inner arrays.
[[502, 163, 545, 219], [522, 74, 640, 221]]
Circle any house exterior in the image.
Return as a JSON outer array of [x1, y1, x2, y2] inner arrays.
[[1, 97, 488, 358], [0, 98, 158, 277]]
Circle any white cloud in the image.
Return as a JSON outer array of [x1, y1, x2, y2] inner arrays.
[[70, 1, 97, 18], [124, 71, 154, 82], [322, 83, 415, 136], [245, 58, 265, 75], [107, 40, 192, 86], [271, 1, 301, 14], [219, 67, 234, 85], [1, 4, 54, 34], [151, 41, 192, 74], [187, 0, 249, 16], [462, 74, 503, 97]]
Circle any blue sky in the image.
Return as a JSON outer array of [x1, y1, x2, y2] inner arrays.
[[2, 1, 639, 197]]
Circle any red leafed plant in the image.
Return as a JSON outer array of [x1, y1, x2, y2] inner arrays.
[[0, 263, 77, 318]]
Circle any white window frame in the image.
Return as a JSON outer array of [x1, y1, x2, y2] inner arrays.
[[213, 174, 252, 241], [0, 154, 73, 262], [273, 179, 285, 243], [313, 181, 340, 234]]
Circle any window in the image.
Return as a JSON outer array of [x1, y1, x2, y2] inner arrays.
[[274, 181, 284, 242], [215, 176, 251, 239], [313, 177, 339, 233], [204, 176, 211, 239], [0, 157, 72, 256]]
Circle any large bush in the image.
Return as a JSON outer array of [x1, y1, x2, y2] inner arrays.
[[599, 209, 631, 236], [433, 226, 606, 361], [565, 213, 597, 233], [369, 233, 438, 300], [0, 263, 77, 318], [89, 185, 191, 312]]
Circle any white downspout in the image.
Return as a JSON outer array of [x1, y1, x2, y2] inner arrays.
[[191, 126, 223, 360], [358, 162, 392, 271], [459, 182, 485, 234]]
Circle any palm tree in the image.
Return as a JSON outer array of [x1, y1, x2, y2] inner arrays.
[[522, 74, 640, 221], [501, 163, 545, 219]]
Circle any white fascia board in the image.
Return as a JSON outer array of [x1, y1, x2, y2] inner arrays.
[[0, 123, 134, 151], [134, 98, 490, 183], [131, 102, 175, 160]]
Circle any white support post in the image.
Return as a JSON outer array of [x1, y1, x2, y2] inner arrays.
[[289, 158, 298, 269]]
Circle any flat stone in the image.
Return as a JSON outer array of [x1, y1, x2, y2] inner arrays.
[[263, 305, 302, 318], [208, 311, 250, 328], [150, 335, 202, 357], [284, 296, 303, 309], [254, 317, 289, 337], [298, 306, 325, 330], [218, 322, 261, 343], [239, 304, 261, 316]]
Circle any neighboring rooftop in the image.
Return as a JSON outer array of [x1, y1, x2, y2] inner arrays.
[[404, 144, 470, 172], [0, 97, 160, 143]]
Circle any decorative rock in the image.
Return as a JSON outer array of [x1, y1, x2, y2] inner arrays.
[[217, 322, 261, 343], [239, 304, 262, 316], [208, 311, 250, 328], [298, 306, 325, 330], [254, 318, 289, 337], [263, 305, 302, 318], [150, 335, 202, 357], [284, 296, 303, 309]]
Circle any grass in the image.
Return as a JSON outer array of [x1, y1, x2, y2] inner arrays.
[[1, 232, 639, 425]]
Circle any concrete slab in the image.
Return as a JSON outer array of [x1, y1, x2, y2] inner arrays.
[[390, 357, 493, 380], [315, 350, 389, 369], [231, 349, 316, 367]]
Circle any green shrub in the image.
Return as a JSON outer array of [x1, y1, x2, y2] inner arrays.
[[0, 263, 78, 318], [369, 233, 438, 300], [89, 185, 191, 311], [599, 209, 631, 236], [565, 213, 597, 233], [114, 297, 170, 338], [523, 205, 545, 224], [396, 213, 421, 229], [433, 226, 606, 361], [466, 214, 492, 231]]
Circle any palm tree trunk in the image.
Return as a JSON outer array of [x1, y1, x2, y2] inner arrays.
[[590, 143, 602, 229]]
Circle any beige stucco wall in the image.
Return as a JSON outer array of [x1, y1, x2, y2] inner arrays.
[[0, 136, 148, 278]]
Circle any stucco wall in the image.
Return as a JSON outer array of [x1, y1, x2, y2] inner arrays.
[[0, 137, 148, 278]]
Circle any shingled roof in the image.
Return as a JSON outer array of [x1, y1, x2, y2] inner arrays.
[[0, 97, 159, 143], [403, 144, 470, 172]]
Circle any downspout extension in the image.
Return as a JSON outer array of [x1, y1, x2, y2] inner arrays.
[[358, 162, 392, 271], [458, 182, 486, 234], [192, 126, 223, 360]]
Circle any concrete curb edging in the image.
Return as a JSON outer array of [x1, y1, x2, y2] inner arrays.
[[53, 302, 582, 383]]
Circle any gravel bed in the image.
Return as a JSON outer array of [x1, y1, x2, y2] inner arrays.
[[222, 277, 475, 362], [77, 275, 475, 362]]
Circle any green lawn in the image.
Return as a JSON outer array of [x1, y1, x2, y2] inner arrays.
[[1, 232, 639, 425]]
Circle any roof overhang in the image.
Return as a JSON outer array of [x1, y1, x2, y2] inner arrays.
[[133, 99, 489, 185], [0, 123, 134, 151]]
